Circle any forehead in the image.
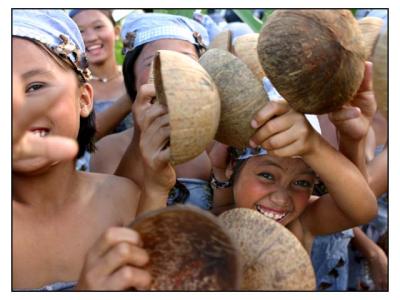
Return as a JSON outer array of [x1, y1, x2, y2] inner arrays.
[[140, 39, 198, 61], [245, 155, 313, 174], [73, 10, 110, 26]]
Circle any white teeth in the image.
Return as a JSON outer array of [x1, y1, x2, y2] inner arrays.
[[256, 204, 287, 221], [87, 45, 102, 51], [32, 130, 49, 137]]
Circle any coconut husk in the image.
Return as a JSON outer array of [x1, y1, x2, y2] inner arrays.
[[219, 208, 316, 291], [153, 50, 221, 165], [209, 30, 232, 52], [199, 48, 269, 149], [358, 17, 384, 59], [129, 205, 240, 290], [372, 30, 387, 119], [257, 9, 366, 114], [232, 33, 266, 82]]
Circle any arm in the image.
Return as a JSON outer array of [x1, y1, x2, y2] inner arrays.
[[115, 84, 175, 214], [352, 227, 388, 290], [94, 93, 132, 141]]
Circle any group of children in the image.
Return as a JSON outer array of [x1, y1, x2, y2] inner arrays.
[[12, 9, 387, 291]]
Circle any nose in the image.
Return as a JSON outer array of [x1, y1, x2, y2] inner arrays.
[[82, 28, 97, 43], [267, 188, 291, 209]]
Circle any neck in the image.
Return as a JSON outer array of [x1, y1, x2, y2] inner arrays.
[[13, 160, 79, 212], [90, 58, 120, 80]]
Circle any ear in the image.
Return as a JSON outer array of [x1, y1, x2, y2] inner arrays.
[[79, 83, 94, 117]]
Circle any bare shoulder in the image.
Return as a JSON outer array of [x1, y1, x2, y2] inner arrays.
[[78, 171, 140, 223], [91, 128, 133, 173]]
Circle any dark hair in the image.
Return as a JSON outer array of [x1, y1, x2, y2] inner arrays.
[[70, 9, 116, 27]]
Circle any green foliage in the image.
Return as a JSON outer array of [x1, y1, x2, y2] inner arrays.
[[153, 9, 195, 19], [233, 9, 263, 33], [115, 38, 124, 65]]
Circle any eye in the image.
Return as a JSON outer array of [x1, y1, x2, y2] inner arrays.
[[94, 25, 104, 30], [26, 83, 45, 93], [293, 180, 312, 188], [257, 172, 274, 181]]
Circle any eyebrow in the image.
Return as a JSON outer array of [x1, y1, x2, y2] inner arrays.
[[258, 158, 316, 176], [21, 69, 53, 80]]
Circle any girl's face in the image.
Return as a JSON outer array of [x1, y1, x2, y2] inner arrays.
[[133, 39, 198, 90], [233, 155, 316, 226], [12, 38, 92, 173], [73, 10, 117, 65]]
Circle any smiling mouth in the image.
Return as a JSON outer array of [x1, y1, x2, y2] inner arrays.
[[255, 204, 288, 222], [86, 44, 103, 52], [30, 129, 49, 137]]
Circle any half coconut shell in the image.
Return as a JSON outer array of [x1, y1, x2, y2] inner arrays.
[[129, 205, 240, 290]]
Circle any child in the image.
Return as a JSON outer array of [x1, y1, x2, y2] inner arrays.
[[219, 93, 377, 254], [12, 10, 173, 290], [71, 9, 133, 140], [91, 13, 214, 210]]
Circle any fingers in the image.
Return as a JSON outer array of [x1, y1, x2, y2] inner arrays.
[[87, 227, 143, 263], [328, 106, 361, 123], [251, 100, 291, 129], [357, 61, 373, 93], [133, 84, 157, 126], [250, 109, 302, 148], [105, 265, 152, 291], [98, 242, 149, 276], [138, 102, 168, 133], [258, 124, 300, 151], [13, 134, 78, 161]]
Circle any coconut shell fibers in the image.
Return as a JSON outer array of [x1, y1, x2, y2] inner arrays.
[[129, 206, 240, 290], [153, 50, 220, 165], [372, 30, 387, 118], [219, 208, 316, 290], [257, 9, 366, 114], [199, 48, 269, 149]]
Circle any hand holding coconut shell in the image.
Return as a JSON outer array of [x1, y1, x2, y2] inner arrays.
[[257, 9, 367, 114], [129, 206, 240, 290], [152, 50, 221, 165], [328, 61, 377, 141]]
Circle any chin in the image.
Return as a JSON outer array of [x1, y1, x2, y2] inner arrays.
[[12, 157, 58, 176]]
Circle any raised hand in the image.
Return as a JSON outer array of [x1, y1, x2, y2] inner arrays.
[[249, 100, 320, 158], [328, 62, 377, 141], [76, 227, 151, 291]]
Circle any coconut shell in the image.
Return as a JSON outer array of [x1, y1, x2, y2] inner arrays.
[[209, 30, 232, 52], [372, 30, 387, 119], [199, 48, 269, 149], [219, 208, 316, 291], [153, 50, 221, 165], [232, 33, 266, 82], [358, 17, 384, 59], [257, 9, 366, 114], [129, 205, 240, 290]]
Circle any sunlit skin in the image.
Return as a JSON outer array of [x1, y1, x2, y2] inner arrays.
[[73, 10, 118, 65], [12, 38, 92, 174], [233, 155, 316, 226]]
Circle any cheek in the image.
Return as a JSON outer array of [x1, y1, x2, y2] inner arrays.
[[292, 190, 311, 212], [234, 177, 270, 209]]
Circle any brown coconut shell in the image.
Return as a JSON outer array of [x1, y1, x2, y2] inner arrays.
[[209, 30, 232, 52], [129, 205, 240, 290], [219, 208, 316, 291], [199, 48, 269, 149], [232, 33, 266, 82], [257, 9, 366, 114], [153, 50, 221, 165], [358, 17, 384, 59], [372, 30, 387, 119]]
